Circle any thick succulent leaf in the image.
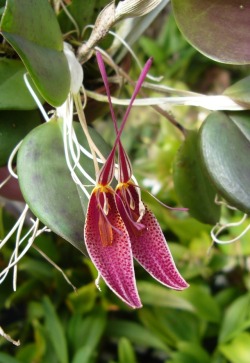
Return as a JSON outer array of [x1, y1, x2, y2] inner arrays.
[[0, 109, 40, 166], [224, 76, 250, 108], [199, 111, 250, 213], [0, 59, 43, 110], [17, 118, 110, 254], [172, 0, 250, 64], [1, 0, 70, 106], [173, 130, 221, 224], [58, 0, 109, 34]]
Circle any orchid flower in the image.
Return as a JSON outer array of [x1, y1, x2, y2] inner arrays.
[[84, 53, 188, 308]]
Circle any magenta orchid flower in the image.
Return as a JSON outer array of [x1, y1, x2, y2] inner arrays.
[[84, 52, 188, 309]]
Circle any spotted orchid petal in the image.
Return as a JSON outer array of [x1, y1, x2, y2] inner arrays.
[[115, 182, 188, 290], [84, 185, 142, 308]]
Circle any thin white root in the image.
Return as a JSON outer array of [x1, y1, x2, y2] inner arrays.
[[211, 214, 250, 245], [24, 73, 49, 122], [95, 272, 102, 291], [0, 326, 20, 346]]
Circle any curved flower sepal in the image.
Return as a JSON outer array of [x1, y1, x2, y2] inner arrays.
[[84, 185, 142, 308], [115, 182, 188, 290]]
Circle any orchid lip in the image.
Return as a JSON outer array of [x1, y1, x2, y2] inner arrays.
[[84, 185, 142, 308]]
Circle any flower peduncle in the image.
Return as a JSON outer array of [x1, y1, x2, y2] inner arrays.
[[96, 52, 152, 184], [96, 51, 152, 147]]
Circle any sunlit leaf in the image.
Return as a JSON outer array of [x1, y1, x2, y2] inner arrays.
[[219, 293, 250, 343], [173, 130, 221, 224], [172, 0, 250, 64], [1, 0, 70, 106], [199, 111, 250, 214], [0, 109, 40, 166], [0, 59, 43, 110], [220, 332, 250, 363]]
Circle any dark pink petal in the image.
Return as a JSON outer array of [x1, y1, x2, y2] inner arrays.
[[118, 143, 132, 183], [98, 147, 116, 185], [116, 183, 188, 290], [84, 186, 142, 308]]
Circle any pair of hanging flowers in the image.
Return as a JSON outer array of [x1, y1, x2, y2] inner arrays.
[[84, 52, 188, 308]]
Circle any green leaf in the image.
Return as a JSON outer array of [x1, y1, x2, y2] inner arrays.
[[139, 308, 201, 347], [17, 119, 110, 253], [219, 332, 250, 363], [106, 320, 168, 352], [0, 109, 40, 166], [72, 347, 95, 363], [67, 282, 97, 314], [0, 353, 21, 363], [1, 0, 70, 106], [137, 281, 194, 311], [219, 293, 250, 343], [16, 344, 41, 363], [224, 77, 250, 108], [199, 111, 250, 214], [5, 279, 38, 308], [58, 0, 109, 34], [172, 284, 221, 323], [43, 296, 68, 363], [173, 130, 221, 224], [68, 310, 106, 357], [17, 119, 86, 253], [172, 0, 250, 64], [118, 338, 137, 363], [0, 59, 43, 110], [169, 342, 211, 363]]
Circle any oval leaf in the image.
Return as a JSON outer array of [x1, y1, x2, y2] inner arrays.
[[172, 0, 250, 64], [17, 119, 110, 254], [173, 130, 220, 224], [1, 0, 70, 106], [199, 111, 250, 213]]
